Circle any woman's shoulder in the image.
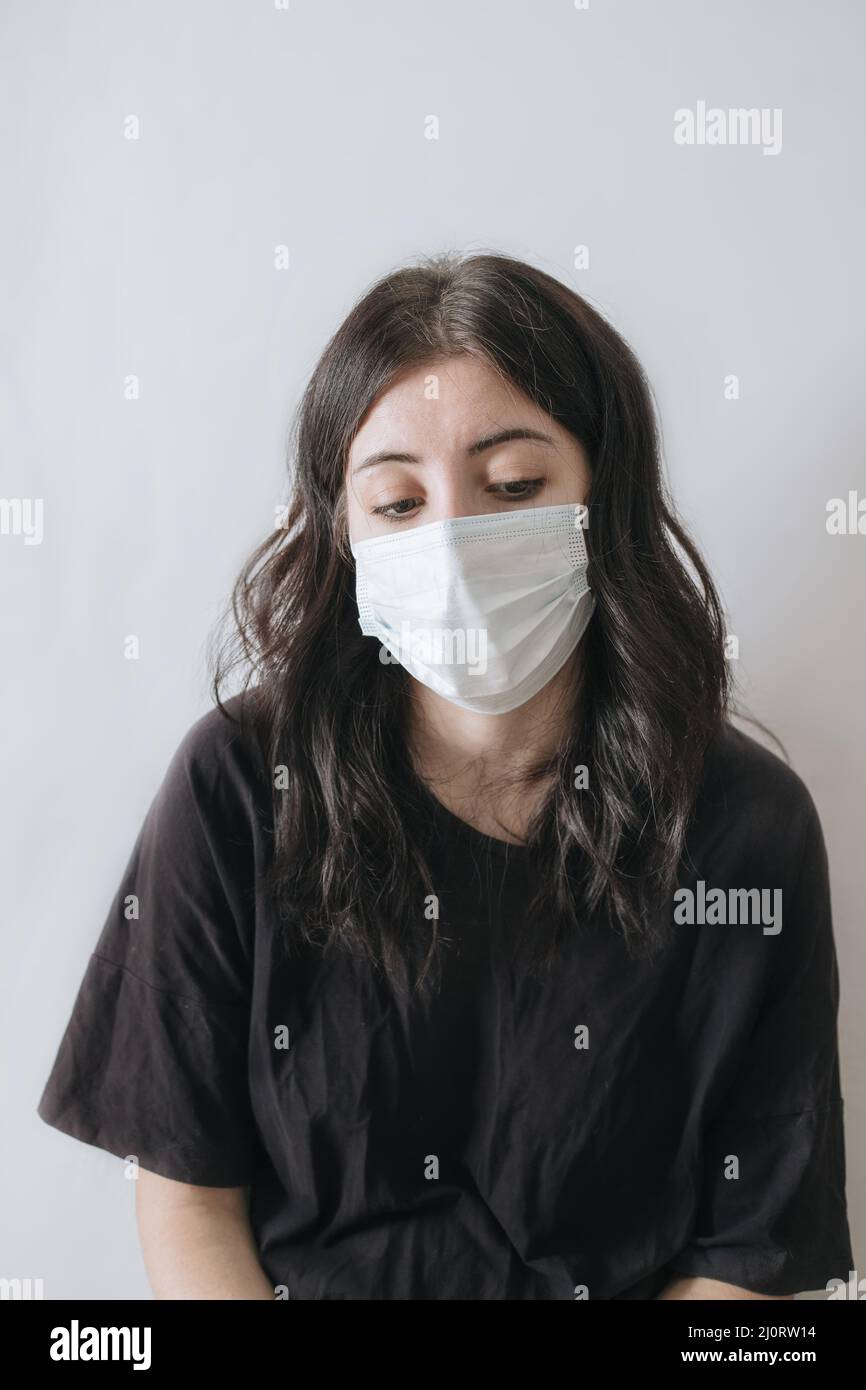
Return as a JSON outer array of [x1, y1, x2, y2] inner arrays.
[[699, 716, 819, 819], [170, 690, 269, 777], [156, 690, 272, 835], [690, 717, 822, 877]]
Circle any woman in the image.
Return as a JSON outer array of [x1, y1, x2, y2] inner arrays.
[[38, 251, 853, 1300]]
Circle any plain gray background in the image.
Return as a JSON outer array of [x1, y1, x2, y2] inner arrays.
[[3, 0, 863, 1299]]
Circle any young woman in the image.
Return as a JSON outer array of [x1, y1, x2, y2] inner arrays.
[[38, 251, 853, 1300]]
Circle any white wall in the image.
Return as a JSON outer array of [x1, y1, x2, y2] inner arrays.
[[2, 0, 863, 1299]]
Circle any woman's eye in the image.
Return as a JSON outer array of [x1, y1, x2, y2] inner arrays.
[[369, 478, 544, 523], [488, 478, 545, 500], [370, 497, 422, 522]]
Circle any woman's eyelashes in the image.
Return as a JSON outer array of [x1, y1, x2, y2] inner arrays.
[[369, 496, 423, 521], [369, 477, 546, 523]]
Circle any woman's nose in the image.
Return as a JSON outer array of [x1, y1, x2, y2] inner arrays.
[[426, 478, 493, 523]]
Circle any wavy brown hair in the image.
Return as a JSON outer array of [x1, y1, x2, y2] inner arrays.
[[212, 250, 731, 995]]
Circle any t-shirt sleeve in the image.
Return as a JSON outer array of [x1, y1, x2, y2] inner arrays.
[[37, 708, 264, 1187], [665, 795, 854, 1297]]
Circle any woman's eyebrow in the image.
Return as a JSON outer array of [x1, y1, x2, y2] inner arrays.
[[352, 427, 554, 474], [468, 427, 554, 456]]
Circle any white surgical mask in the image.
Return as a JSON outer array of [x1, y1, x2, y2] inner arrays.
[[350, 502, 594, 714]]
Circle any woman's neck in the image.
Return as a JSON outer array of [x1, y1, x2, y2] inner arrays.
[[407, 656, 579, 844]]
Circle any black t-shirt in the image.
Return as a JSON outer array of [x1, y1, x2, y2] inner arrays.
[[37, 697, 854, 1299]]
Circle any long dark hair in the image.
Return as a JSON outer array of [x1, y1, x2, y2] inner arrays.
[[212, 250, 731, 994]]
